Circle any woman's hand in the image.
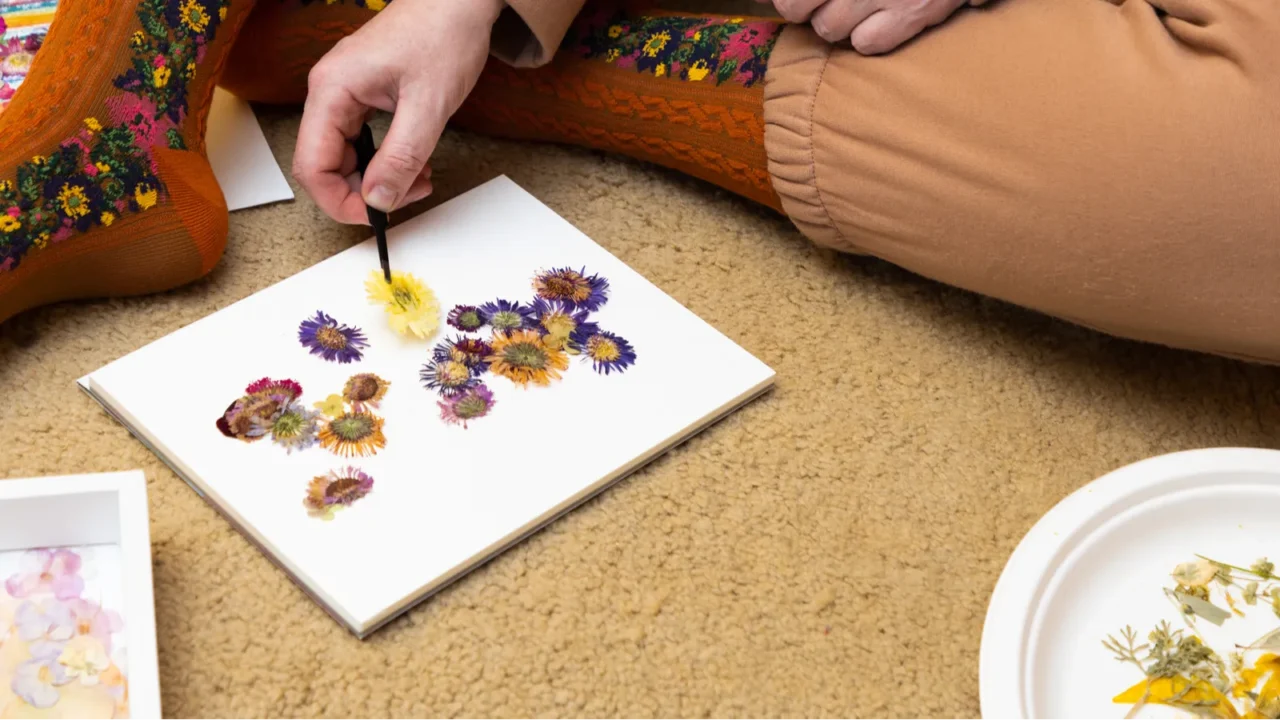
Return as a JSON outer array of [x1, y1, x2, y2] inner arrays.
[[762, 0, 975, 55], [293, 0, 506, 224]]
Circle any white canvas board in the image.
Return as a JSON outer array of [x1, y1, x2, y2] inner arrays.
[[0, 471, 160, 719], [205, 89, 294, 212], [82, 176, 775, 634]]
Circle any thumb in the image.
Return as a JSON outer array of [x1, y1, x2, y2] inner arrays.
[[362, 91, 445, 212]]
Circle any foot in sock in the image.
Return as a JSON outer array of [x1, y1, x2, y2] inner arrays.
[[0, 0, 254, 324], [453, 7, 786, 211]]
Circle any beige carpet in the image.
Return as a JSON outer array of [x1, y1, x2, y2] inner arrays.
[[4, 11, 1280, 718]]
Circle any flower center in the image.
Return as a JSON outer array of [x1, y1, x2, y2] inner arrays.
[[440, 361, 470, 385], [348, 376, 378, 401], [78, 620, 92, 635], [326, 477, 364, 504], [38, 666, 52, 684], [314, 326, 348, 350], [504, 342, 547, 369], [588, 336, 621, 362], [331, 414, 373, 441], [273, 411, 305, 438], [491, 311, 523, 330], [453, 394, 489, 419], [392, 286, 417, 309], [457, 310, 482, 329]]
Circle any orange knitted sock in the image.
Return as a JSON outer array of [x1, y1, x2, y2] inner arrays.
[[454, 6, 785, 210], [221, 0, 385, 105], [0, 0, 256, 324]]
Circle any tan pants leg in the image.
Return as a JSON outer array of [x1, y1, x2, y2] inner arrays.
[[764, 0, 1280, 363]]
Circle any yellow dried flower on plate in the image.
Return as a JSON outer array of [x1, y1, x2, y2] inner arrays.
[[365, 270, 439, 339]]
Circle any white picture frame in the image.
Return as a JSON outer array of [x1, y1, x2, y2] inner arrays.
[[0, 471, 161, 719]]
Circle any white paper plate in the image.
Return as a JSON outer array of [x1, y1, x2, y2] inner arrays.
[[980, 448, 1280, 718]]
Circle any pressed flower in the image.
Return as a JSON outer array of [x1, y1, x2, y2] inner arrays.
[[304, 466, 374, 520], [529, 298, 589, 349], [342, 373, 390, 411], [251, 402, 319, 454], [297, 310, 368, 363], [438, 384, 496, 428], [531, 266, 609, 311], [433, 336, 492, 374], [446, 304, 488, 332], [318, 410, 386, 457], [479, 299, 535, 332], [12, 641, 70, 708], [314, 394, 346, 418], [420, 358, 479, 397], [245, 377, 303, 401], [1172, 559, 1219, 588], [58, 635, 111, 685], [569, 327, 636, 375], [365, 270, 440, 339], [487, 329, 569, 387], [4, 549, 83, 600]]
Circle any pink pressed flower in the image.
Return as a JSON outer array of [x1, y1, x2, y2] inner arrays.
[[6, 207, 19, 217], [66, 598, 125, 653], [153, 54, 166, 67], [5, 549, 84, 600]]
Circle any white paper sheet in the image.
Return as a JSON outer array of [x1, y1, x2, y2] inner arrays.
[[83, 177, 774, 635], [205, 89, 294, 212]]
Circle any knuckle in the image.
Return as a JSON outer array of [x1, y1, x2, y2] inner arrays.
[[773, 0, 808, 22]]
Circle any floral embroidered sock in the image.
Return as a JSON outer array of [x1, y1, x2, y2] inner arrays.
[[0, 0, 256, 324], [220, 0, 385, 105], [452, 6, 785, 211]]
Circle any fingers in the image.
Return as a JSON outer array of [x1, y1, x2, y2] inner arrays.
[[810, 0, 878, 42], [360, 87, 444, 212], [772, 0, 828, 23], [293, 76, 371, 225], [849, 0, 964, 55]]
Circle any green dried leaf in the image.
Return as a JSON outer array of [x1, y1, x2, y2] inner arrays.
[[1240, 627, 1280, 652], [1245, 581, 1260, 605], [1175, 591, 1231, 626]]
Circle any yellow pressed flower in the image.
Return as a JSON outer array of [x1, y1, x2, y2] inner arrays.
[[1113, 675, 1236, 718], [153, 65, 171, 88], [365, 270, 439, 339], [95, 161, 111, 174], [100, 211, 116, 226], [318, 410, 386, 457], [687, 59, 711, 82], [84, 117, 102, 132], [314, 394, 346, 418], [607, 24, 623, 38], [0, 215, 20, 233], [56, 184, 91, 219], [179, 0, 210, 32], [364, 0, 386, 9], [134, 183, 158, 210]]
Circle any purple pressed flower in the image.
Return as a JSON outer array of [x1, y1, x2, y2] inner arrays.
[[4, 549, 83, 601], [437, 384, 496, 428], [446, 304, 489, 332], [432, 336, 493, 375], [531, 266, 610, 311], [479, 299, 536, 333], [11, 641, 71, 708], [298, 311, 368, 363], [420, 357, 480, 397], [528, 298, 591, 346], [569, 327, 637, 375]]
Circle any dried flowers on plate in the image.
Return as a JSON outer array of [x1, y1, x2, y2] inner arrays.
[[1104, 555, 1280, 718]]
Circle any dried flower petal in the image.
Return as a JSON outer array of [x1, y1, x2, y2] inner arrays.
[[1172, 559, 1219, 588]]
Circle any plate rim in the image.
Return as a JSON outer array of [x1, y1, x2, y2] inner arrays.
[[978, 447, 1280, 718]]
